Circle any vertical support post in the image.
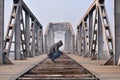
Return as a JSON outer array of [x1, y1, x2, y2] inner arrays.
[[64, 29, 71, 53], [65, 30, 68, 52], [80, 25, 83, 55], [71, 35, 75, 53], [15, 2, 21, 60], [0, 0, 4, 64], [31, 20, 36, 57], [98, 9, 103, 60], [80, 25, 83, 56], [36, 26, 40, 55], [84, 20, 89, 57], [76, 34, 78, 54], [76, 28, 81, 55], [34, 24, 37, 56], [89, 11, 93, 55], [83, 27, 86, 56], [83, 22, 87, 56], [44, 35, 48, 53], [48, 26, 54, 48], [41, 29, 44, 53], [25, 12, 30, 58], [39, 29, 43, 54], [36, 25, 43, 55], [114, 0, 120, 65]]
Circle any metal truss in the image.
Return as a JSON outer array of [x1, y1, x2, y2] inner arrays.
[[44, 22, 75, 54], [0, 0, 4, 65], [114, 0, 120, 65], [76, 0, 114, 65], [3, 0, 43, 64]]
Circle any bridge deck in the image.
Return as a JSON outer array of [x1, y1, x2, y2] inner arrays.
[[17, 54, 98, 80], [0, 54, 47, 80], [67, 54, 120, 80], [0, 54, 120, 80]]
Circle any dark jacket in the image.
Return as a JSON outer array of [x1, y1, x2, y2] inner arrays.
[[48, 40, 63, 56]]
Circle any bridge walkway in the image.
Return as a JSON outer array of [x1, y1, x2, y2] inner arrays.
[[0, 54, 47, 80], [67, 54, 120, 80]]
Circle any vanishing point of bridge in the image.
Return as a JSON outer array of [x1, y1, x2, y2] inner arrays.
[[0, 0, 120, 80]]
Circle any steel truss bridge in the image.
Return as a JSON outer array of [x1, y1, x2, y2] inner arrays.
[[0, 0, 120, 65], [0, 0, 120, 80]]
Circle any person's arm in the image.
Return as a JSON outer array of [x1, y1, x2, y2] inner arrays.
[[54, 44, 59, 52]]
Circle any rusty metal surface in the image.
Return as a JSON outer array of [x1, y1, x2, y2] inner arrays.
[[17, 54, 99, 80]]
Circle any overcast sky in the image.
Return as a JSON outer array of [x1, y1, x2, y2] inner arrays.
[[4, 0, 114, 34]]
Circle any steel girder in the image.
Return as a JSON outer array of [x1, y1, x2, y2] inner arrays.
[[44, 22, 75, 54], [3, 0, 43, 64], [114, 0, 120, 65], [0, 0, 4, 65], [76, 0, 114, 65]]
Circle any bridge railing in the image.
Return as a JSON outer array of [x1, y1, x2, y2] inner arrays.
[[76, 0, 114, 65], [2, 0, 43, 65]]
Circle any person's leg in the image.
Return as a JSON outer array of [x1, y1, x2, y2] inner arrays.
[[47, 56, 55, 63], [52, 51, 61, 60], [48, 53, 55, 62], [50, 51, 63, 62], [51, 52, 58, 62], [50, 58, 55, 63], [58, 50, 63, 55]]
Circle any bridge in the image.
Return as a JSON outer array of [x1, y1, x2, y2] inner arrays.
[[0, 0, 120, 80]]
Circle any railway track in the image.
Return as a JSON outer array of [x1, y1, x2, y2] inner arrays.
[[17, 54, 99, 80]]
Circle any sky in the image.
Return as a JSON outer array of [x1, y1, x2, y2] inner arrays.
[[4, 0, 114, 35]]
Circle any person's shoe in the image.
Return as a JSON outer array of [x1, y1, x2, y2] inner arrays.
[[51, 59, 55, 63]]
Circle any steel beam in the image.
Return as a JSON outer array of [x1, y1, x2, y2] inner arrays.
[[77, 1, 96, 26], [41, 29, 44, 53], [25, 12, 30, 58], [71, 35, 75, 53], [44, 23, 49, 54], [21, 0, 42, 28], [36, 26, 40, 55], [89, 11, 93, 56], [44, 23, 54, 53], [76, 29, 81, 55], [64, 30, 71, 52], [48, 26, 54, 48], [0, 0, 4, 65], [69, 23, 75, 53], [31, 20, 36, 57], [82, 24, 86, 56], [114, 0, 120, 65], [35, 24, 43, 55], [15, 3, 21, 60], [98, 9, 103, 60], [44, 35, 48, 53], [80, 25, 83, 55], [38, 29, 43, 54], [34, 24, 38, 56], [82, 21, 89, 57]]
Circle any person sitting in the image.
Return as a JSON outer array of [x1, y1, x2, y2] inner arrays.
[[48, 40, 63, 62]]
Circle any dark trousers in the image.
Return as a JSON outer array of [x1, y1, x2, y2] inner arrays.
[[49, 51, 62, 61]]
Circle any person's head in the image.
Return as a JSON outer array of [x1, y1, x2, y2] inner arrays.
[[57, 40, 63, 47]]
